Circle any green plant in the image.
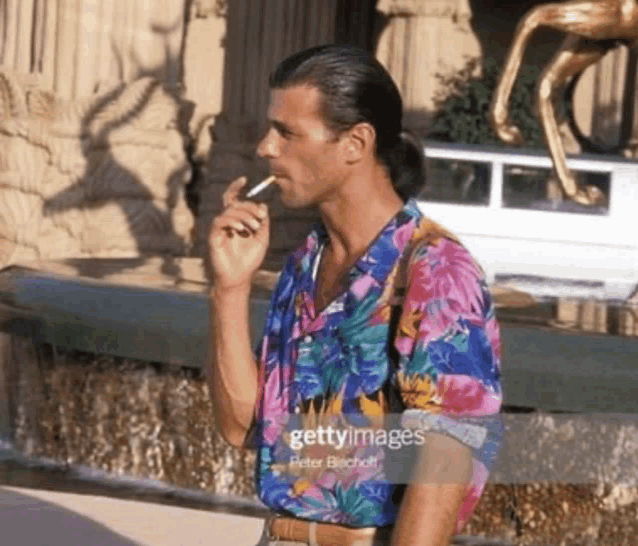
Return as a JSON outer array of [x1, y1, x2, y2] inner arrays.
[[429, 56, 544, 148]]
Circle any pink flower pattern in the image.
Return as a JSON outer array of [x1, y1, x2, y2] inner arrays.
[[254, 199, 502, 531]]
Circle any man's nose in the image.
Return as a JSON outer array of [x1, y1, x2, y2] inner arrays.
[[256, 128, 279, 158]]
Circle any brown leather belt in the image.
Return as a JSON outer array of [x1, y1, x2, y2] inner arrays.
[[268, 516, 393, 546]]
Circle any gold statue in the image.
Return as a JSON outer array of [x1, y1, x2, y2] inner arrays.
[[490, 0, 638, 205]]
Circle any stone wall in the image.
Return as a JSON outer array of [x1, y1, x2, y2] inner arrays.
[[0, 0, 199, 268], [0, 71, 194, 266], [0, 336, 255, 497]]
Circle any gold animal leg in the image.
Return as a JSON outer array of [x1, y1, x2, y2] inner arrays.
[[490, 0, 636, 147], [489, 6, 547, 146], [535, 35, 608, 205]]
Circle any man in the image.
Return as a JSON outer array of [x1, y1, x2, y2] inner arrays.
[[207, 45, 502, 546]]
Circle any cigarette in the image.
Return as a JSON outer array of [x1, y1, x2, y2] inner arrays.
[[246, 175, 276, 198]]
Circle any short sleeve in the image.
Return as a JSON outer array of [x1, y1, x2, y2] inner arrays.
[[394, 237, 503, 463]]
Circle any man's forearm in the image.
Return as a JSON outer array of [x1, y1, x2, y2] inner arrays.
[[206, 285, 259, 447], [391, 433, 473, 546], [391, 482, 468, 546]]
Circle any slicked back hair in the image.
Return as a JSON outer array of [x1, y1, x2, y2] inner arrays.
[[270, 44, 425, 201]]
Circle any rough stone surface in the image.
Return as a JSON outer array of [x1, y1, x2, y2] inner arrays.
[[3, 338, 638, 545], [3, 340, 254, 498], [0, 72, 194, 267], [494, 413, 638, 485]]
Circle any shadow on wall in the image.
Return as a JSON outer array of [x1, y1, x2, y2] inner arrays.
[[37, 22, 196, 280]]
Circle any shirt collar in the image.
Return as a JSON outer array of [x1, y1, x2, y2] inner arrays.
[[294, 198, 423, 308]]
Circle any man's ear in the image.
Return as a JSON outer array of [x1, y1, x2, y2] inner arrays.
[[342, 122, 376, 164]]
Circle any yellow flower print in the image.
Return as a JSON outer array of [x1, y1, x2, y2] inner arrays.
[[396, 370, 442, 411], [373, 302, 392, 324], [409, 218, 458, 248], [291, 478, 313, 496], [358, 391, 387, 428], [379, 263, 400, 303], [325, 394, 342, 416], [398, 307, 421, 339], [358, 391, 387, 417]]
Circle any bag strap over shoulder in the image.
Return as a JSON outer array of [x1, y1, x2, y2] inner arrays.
[[385, 216, 460, 411], [388, 216, 460, 306]]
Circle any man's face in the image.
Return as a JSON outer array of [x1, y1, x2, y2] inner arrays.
[[256, 84, 347, 208]]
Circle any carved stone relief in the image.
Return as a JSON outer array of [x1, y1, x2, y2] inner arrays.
[[0, 71, 194, 267], [0, 0, 187, 98]]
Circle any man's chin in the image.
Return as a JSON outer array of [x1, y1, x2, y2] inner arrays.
[[280, 193, 312, 210]]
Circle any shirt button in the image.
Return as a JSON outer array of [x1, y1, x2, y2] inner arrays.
[[303, 335, 312, 343]]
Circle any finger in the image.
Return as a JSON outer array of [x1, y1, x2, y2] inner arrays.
[[214, 214, 256, 235], [227, 199, 269, 221], [223, 207, 266, 232], [222, 176, 248, 208], [254, 204, 270, 244]]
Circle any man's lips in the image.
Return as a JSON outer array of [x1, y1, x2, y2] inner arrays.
[[270, 166, 288, 180]]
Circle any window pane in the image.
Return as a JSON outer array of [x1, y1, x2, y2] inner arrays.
[[418, 158, 491, 205], [503, 165, 610, 215]]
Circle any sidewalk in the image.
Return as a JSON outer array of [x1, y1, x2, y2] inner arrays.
[[0, 486, 515, 546], [0, 486, 266, 545]]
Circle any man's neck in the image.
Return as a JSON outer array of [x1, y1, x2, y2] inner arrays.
[[318, 169, 404, 266]]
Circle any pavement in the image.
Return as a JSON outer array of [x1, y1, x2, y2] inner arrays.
[[0, 486, 516, 546], [0, 486, 266, 546]]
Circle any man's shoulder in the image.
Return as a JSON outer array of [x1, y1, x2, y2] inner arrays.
[[407, 213, 462, 257], [406, 214, 485, 278]]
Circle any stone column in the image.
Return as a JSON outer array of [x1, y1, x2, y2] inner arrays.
[[0, 0, 44, 75], [619, 302, 638, 337], [197, 0, 338, 270], [375, 0, 482, 133], [1, 0, 188, 98], [620, 48, 638, 158]]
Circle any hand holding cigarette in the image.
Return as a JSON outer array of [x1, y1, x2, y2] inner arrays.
[[218, 175, 272, 238], [208, 175, 271, 289]]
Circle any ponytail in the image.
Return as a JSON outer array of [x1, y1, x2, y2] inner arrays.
[[382, 131, 426, 202]]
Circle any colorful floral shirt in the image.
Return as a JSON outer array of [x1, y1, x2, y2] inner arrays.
[[253, 199, 502, 531]]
